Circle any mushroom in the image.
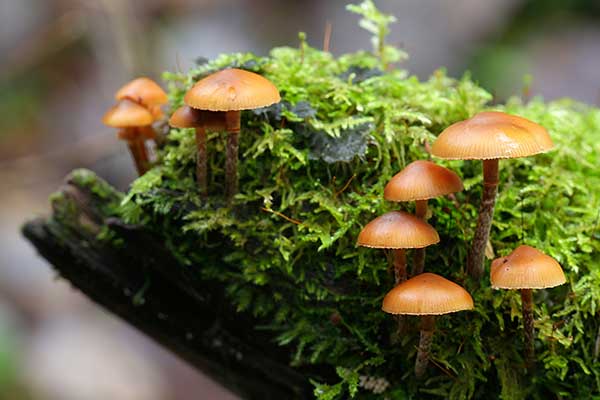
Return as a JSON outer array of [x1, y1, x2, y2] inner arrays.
[[169, 106, 208, 197], [184, 68, 280, 200], [490, 245, 566, 368], [382, 273, 474, 378], [357, 211, 439, 284], [384, 160, 463, 275], [102, 99, 154, 175], [115, 77, 168, 119], [432, 111, 553, 278]]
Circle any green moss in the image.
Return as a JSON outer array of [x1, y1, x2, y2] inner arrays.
[[113, 2, 600, 398]]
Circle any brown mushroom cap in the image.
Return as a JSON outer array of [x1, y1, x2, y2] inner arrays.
[[384, 160, 463, 202], [184, 68, 280, 111], [490, 245, 566, 289], [169, 105, 203, 128], [431, 111, 554, 160], [382, 273, 474, 315], [102, 99, 154, 128], [115, 77, 168, 106], [357, 211, 439, 249]]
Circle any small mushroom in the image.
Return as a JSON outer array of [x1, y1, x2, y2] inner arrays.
[[384, 160, 463, 275], [102, 99, 154, 175], [357, 211, 439, 284], [490, 245, 566, 368], [115, 77, 168, 119], [169, 106, 207, 197], [382, 273, 474, 378], [184, 68, 280, 200], [432, 111, 553, 279]]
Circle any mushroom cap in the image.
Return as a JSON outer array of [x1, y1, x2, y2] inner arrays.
[[490, 245, 566, 289], [431, 111, 554, 160], [357, 211, 439, 249], [384, 160, 463, 202], [115, 77, 168, 106], [184, 68, 280, 111], [102, 99, 154, 128], [169, 105, 203, 128], [382, 273, 474, 315]]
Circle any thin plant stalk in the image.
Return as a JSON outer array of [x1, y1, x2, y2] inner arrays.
[[195, 126, 207, 198], [521, 288, 535, 369], [225, 110, 241, 201], [393, 248, 407, 284], [415, 315, 435, 378], [467, 159, 499, 278], [412, 199, 428, 275]]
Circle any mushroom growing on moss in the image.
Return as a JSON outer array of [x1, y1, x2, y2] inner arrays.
[[490, 245, 566, 368], [115, 77, 168, 119], [357, 211, 439, 284], [382, 273, 474, 378], [384, 160, 463, 275], [184, 68, 280, 200], [432, 111, 553, 279], [102, 99, 154, 175]]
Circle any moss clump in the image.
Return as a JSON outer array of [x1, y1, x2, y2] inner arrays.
[[115, 2, 600, 398]]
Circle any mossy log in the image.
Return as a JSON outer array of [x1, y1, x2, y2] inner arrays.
[[22, 171, 322, 400]]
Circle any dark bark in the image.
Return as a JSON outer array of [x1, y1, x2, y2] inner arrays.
[[521, 288, 535, 369], [412, 200, 428, 276], [467, 159, 499, 279], [21, 172, 319, 399], [415, 315, 435, 378]]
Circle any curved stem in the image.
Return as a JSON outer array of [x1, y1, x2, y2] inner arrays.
[[415, 315, 435, 378], [412, 200, 428, 275], [467, 159, 499, 279], [393, 249, 407, 285], [521, 288, 535, 369], [123, 128, 148, 175], [225, 111, 241, 201], [195, 126, 207, 198]]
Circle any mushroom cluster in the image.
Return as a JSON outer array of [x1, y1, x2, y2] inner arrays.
[[358, 160, 473, 377], [171, 68, 280, 200], [102, 77, 168, 175]]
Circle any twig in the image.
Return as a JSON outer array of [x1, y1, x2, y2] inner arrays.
[[334, 174, 356, 198], [260, 207, 302, 225]]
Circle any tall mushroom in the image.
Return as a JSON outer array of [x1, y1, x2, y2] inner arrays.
[[102, 99, 154, 175], [184, 68, 280, 200], [382, 273, 474, 378], [169, 106, 208, 197], [490, 245, 566, 368], [432, 111, 554, 279], [115, 77, 168, 119], [357, 211, 439, 284], [384, 160, 463, 275]]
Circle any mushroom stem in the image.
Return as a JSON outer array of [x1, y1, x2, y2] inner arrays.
[[412, 200, 428, 275], [195, 126, 208, 198], [521, 288, 535, 368], [467, 158, 499, 278], [393, 249, 407, 284], [415, 315, 435, 378], [225, 110, 241, 201], [122, 128, 149, 175]]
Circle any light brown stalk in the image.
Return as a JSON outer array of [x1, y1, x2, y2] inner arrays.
[[521, 288, 535, 369], [393, 248, 407, 284], [415, 315, 435, 378], [467, 159, 499, 278], [412, 199, 428, 275], [195, 126, 207, 198], [225, 110, 241, 201]]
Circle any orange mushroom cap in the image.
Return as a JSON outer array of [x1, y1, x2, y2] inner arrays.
[[431, 111, 554, 160], [384, 160, 463, 202], [184, 68, 280, 111], [490, 245, 566, 290], [115, 77, 168, 107], [382, 273, 474, 315], [169, 105, 203, 128], [102, 99, 154, 128], [357, 211, 439, 249]]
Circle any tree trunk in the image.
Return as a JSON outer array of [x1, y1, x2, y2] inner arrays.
[[21, 170, 321, 400]]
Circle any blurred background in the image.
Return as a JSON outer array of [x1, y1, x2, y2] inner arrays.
[[0, 0, 599, 398]]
